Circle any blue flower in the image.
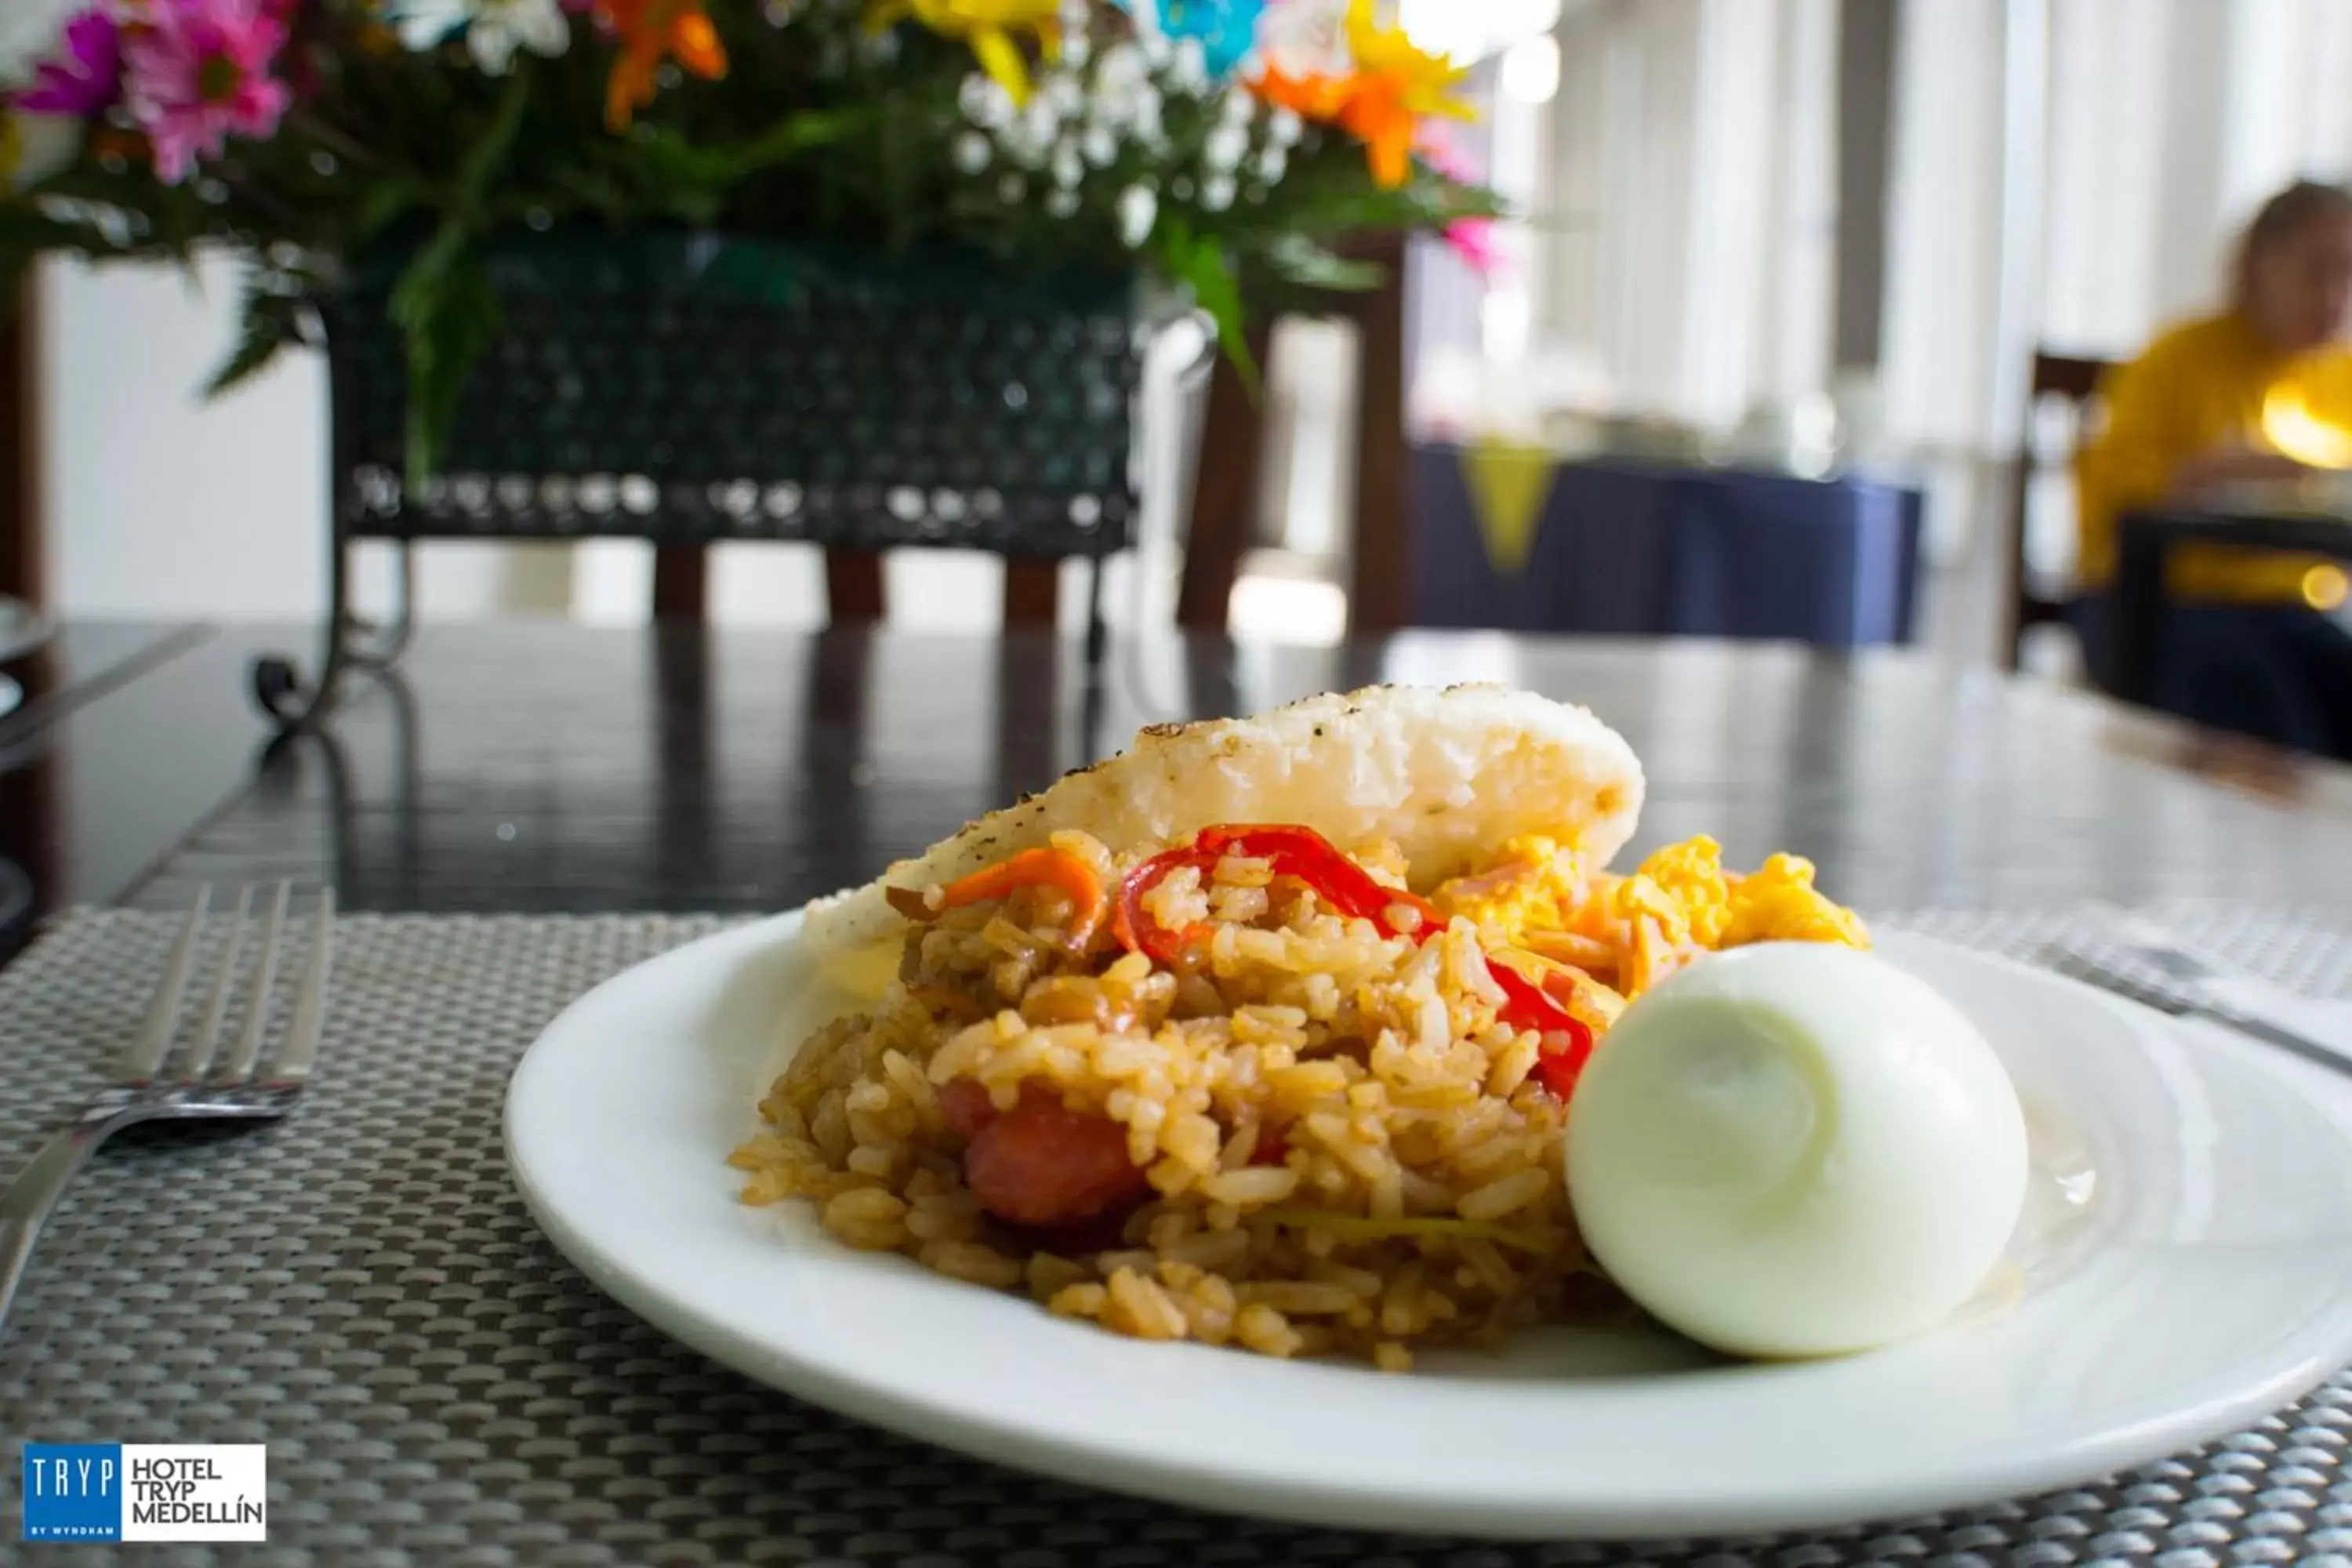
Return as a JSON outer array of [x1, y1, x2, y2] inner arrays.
[[1157, 0, 1265, 78]]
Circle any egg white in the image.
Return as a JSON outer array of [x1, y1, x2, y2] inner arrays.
[[1565, 942, 2027, 1358]]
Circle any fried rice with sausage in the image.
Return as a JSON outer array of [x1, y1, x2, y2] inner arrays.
[[729, 828, 1865, 1371]]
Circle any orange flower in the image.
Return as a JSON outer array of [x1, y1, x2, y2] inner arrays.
[[599, 0, 728, 130], [1249, 0, 1472, 188], [1250, 63, 1353, 124]]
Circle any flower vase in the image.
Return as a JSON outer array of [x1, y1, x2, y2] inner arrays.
[[255, 228, 1143, 731]]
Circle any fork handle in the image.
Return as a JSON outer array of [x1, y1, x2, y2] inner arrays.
[[0, 1118, 118, 1345]]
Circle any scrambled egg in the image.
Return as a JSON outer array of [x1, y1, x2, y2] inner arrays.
[[1432, 834, 1591, 938], [1441, 834, 1866, 999]]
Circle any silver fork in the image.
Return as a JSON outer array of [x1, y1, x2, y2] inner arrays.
[[0, 883, 335, 1341]]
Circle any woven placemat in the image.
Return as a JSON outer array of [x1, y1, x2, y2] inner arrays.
[[5, 905, 2352, 1568]]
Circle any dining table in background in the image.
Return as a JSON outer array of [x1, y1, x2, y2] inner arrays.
[[0, 620, 220, 964], [2111, 500, 2352, 706], [9, 619, 2352, 1568], [1, 618, 2350, 924], [1407, 442, 1928, 647]]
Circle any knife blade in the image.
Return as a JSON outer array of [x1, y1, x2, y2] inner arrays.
[[2048, 917, 2352, 1080]]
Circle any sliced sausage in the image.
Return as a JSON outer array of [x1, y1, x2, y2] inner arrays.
[[935, 1076, 1000, 1142], [963, 1091, 1152, 1229]]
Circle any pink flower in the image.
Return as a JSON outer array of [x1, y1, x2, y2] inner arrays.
[[120, 0, 293, 184], [1416, 123, 1481, 184], [1444, 217, 1502, 277], [1416, 127, 1503, 275], [15, 9, 124, 118]]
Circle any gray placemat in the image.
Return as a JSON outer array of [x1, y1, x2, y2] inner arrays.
[[5, 905, 2352, 1568]]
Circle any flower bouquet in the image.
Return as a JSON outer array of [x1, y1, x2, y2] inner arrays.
[[3, 0, 1497, 476], [6, 0, 1499, 730]]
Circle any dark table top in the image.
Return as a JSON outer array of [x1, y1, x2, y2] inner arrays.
[[5, 619, 2352, 933], [2108, 504, 2352, 706], [2119, 502, 2352, 555]]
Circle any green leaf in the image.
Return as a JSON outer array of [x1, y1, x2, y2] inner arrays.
[[202, 267, 294, 397], [1265, 235, 1385, 293], [353, 178, 429, 245], [454, 68, 533, 209], [382, 68, 530, 486], [387, 243, 501, 488], [1159, 221, 1256, 394], [633, 109, 871, 188]]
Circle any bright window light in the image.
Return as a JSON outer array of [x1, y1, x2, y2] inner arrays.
[[1397, 0, 1562, 64], [1481, 289, 1532, 363], [1501, 34, 1560, 103]]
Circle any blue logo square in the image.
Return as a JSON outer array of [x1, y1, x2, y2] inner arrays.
[[22, 1444, 123, 1542]]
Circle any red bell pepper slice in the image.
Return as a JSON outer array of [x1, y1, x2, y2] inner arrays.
[[1486, 955, 1598, 1099], [1111, 822, 1592, 1101], [1112, 824, 1439, 965]]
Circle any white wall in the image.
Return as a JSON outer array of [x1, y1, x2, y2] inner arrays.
[[42, 254, 575, 622], [45, 254, 328, 619]]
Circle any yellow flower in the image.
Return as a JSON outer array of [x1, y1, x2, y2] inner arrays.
[[870, 0, 1060, 105], [1251, 0, 1472, 187]]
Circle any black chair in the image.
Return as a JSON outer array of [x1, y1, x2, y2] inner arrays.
[[2002, 350, 2114, 670]]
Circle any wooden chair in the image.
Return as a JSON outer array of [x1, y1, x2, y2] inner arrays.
[[2, 274, 38, 614], [652, 547, 1073, 631], [1178, 233, 1412, 630], [2002, 350, 2114, 670]]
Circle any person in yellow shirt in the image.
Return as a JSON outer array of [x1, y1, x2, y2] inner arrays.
[[2074, 180, 2352, 760]]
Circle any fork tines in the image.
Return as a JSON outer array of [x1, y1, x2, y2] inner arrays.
[[122, 882, 336, 1088]]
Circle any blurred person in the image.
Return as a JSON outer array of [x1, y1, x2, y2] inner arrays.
[[2074, 180, 2352, 760]]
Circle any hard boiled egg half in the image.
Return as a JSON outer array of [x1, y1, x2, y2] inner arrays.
[[1565, 942, 2027, 1358]]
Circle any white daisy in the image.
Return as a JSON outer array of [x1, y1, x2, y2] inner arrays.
[[1167, 38, 1209, 94], [960, 74, 1016, 130], [1041, 74, 1086, 122], [1202, 123, 1248, 172], [1020, 94, 1061, 151], [1130, 86, 1165, 148], [396, 0, 569, 74], [1118, 183, 1158, 249], [1094, 42, 1148, 100]]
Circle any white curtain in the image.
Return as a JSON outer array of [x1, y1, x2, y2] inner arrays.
[[1439, 0, 2352, 456], [1882, 0, 2352, 456], [1526, 0, 1838, 427], [1410, 0, 1837, 437]]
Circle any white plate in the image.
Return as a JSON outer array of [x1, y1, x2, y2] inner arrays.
[[0, 596, 51, 666], [506, 919, 2352, 1539]]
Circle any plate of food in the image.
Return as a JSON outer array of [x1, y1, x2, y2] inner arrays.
[[506, 685, 2352, 1538]]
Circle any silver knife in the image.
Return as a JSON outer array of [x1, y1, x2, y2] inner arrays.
[[2048, 918, 2352, 1080]]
